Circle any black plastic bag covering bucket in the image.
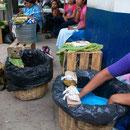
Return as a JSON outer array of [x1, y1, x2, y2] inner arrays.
[[4, 49, 53, 91], [52, 69, 130, 125]]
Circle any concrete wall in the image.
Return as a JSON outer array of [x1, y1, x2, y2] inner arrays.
[[0, 11, 10, 21], [114, 0, 130, 13], [0, 0, 18, 21], [87, 0, 130, 13]]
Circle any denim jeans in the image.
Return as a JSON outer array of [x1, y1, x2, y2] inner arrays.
[[52, 16, 77, 37]]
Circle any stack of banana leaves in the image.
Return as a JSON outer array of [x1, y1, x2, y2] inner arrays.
[[0, 62, 6, 90], [56, 43, 103, 65], [9, 51, 24, 68]]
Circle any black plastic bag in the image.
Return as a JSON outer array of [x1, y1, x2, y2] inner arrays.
[[4, 49, 53, 91], [52, 69, 130, 125], [4, 33, 15, 43]]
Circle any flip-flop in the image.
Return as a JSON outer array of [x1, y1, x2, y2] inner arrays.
[[45, 34, 53, 39]]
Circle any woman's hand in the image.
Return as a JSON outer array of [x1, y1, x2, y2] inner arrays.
[[68, 26, 75, 30], [107, 93, 130, 106], [27, 16, 38, 22], [76, 6, 82, 12], [64, 17, 68, 21], [107, 95, 116, 104], [17, 11, 23, 16]]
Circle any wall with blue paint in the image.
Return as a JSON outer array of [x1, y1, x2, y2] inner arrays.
[[84, 7, 130, 68]]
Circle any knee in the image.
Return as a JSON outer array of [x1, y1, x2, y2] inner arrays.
[[59, 28, 68, 35], [53, 16, 59, 21]]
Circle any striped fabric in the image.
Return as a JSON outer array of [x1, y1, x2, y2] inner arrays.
[[22, 4, 43, 29]]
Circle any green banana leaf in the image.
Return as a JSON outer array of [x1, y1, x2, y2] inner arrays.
[[9, 57, 24, 67], [56, 43, 103, 65]]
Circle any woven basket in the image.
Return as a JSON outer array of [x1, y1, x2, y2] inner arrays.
[[58, 108, 115, 130], [14, 84, 48, 101]]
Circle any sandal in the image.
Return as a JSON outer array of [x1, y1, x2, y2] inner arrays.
[[45, 34, 53, 39]]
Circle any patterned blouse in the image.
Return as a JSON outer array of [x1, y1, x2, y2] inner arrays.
[[22, 4, 43, 29]]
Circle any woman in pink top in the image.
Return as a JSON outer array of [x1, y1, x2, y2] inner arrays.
[[63, 1, 76, 21], [56, 0, 87, 49], [69, 0, 87, 30], [45, 0, 77, 39]]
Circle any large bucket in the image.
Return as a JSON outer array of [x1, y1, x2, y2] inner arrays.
[[15, 23, 36, 44]]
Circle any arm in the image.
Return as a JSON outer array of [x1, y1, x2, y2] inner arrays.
[[28, 17, 38, 22], [74, 6, 81, 23], [62, 8, 68, 21], [65, 8, 76, 19], [107, 93, 130, 105], [77, 12, 86, 30], [80, 53, 130, 102], [68, 6, 86, 30], [68, 13, 86, 30], [17, 11, 23, 15], [17, 7, 25, 15], [32, 9, 43, 22], [79, 68, 114, 98]]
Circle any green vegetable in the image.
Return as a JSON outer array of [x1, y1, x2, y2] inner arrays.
[[56, 43, 103, 65], [9, 51, 24, 67], [9, 57, 24, 67]]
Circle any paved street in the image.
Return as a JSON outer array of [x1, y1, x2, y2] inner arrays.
[[0, 33, 62, 130]]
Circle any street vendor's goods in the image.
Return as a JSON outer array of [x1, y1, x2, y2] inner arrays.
[[9, 51, 24, 68], [5, 49, 53, 91], [61, 71, 77, 86], [53, 70, 130, 125], [13, 17, 28, 24], [63, 85, 81, 107]]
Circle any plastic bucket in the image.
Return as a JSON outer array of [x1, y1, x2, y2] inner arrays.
[[15, 23, 36, 44]]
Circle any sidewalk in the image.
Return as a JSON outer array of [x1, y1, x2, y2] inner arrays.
[[0, 33, 62, 130]]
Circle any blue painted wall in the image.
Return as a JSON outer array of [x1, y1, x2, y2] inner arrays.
[[84, 7, 130, 68]]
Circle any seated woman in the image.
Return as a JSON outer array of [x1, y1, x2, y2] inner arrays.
[[43, 0, 61, 33], [17, 0, 43, 31], [56, 0, 87, 49], [45, 0, 77, 39]]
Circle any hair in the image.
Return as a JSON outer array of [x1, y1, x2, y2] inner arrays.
[[69, 0, 76, 4], [84, 0, 87, 5], [52, 0, 58, 4], [38, 0, 43, 2], [25, 0, 36, 4]]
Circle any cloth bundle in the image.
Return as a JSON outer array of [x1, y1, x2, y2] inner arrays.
[[63, 86, 81, 107], [61, 71, 77, 86]]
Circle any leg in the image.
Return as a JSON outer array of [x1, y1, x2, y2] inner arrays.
[[56, 28, 74, 49], [53, 16, 65, 28], [46, 16, 53, 32], [45, 16, 65, 39], [53, 20, 77, 36]]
